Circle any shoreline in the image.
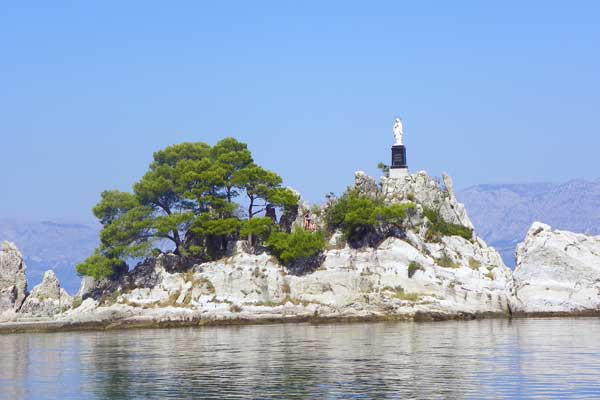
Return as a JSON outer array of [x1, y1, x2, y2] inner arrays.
[[3, 310, 599, 335]]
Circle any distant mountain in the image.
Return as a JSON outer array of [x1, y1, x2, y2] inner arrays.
[[458, 178, 600, 267], [0, 218, 100, 294]]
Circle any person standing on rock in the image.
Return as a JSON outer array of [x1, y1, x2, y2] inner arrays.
[[304, 212, 314, 231]]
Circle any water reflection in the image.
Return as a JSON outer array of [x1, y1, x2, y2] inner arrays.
[[1, 319, 600, 399]]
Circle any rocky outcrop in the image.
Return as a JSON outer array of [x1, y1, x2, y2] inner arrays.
[[118, 233, 512, 319], [352, 170, 474, 232], [0, 242, 28, 316], [21, 221, 511, 330], [75, 261, 129, 301], [123, 172, 508, 320], [354, 171, 380, 199], [20, 270, 72, 316], [512, 222, 600, 314], [6, 171, 600, 333], [381, 171, 474, 230], [0, 242, 75, 320]]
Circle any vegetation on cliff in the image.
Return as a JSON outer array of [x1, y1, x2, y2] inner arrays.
[[266, 229, 326, 270], [422, 207, 473, 242], [77, 138, 301, 279], [324, 189, 416, 248]]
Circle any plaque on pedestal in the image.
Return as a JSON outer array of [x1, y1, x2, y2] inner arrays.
[[391, 145, 407, 169]]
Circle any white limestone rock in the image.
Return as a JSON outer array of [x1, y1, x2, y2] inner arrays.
[[0, 241, 515, 330], [120, 253, 187, 307], [20, 270, 73, 316], [354, 171, 380, 199], [77, 275, 100, 298], [381, 171, 474, 230], [327, 230, 344, 248], [0, 242, 28, 315], [68, 298, 99, 315], [103, 170, 511, 320], [513, 222, 600, 313], [110, 232, 513, 320]]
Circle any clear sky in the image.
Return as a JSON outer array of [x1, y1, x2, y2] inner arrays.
[[1, 1, 599, 220]]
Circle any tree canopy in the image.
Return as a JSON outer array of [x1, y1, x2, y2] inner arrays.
[[77, 138, 299, 279]]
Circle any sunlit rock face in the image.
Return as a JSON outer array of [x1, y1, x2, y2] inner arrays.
[[20, 270, 72, 317], [60, 172, 513, 324], [69, 233, 512, 325], [381, 171, 474, 230], [0, 242, 28, 316], [512, 222, 600, 314]]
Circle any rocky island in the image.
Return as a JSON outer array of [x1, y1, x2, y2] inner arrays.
[[2, 170, 599, 333], [1, 131, 599, 333]]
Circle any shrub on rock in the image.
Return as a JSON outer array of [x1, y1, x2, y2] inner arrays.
[[324, 189, 415, 248], [423, 207, 473, 242], [266, 229, 326, 274], [407, 261, 424, 278]]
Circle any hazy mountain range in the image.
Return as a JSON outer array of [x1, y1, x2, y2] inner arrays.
[[1, 178, 598, 294], [457, 178, 600, 266]]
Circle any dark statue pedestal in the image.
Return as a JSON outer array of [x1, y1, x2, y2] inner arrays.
[[391, 145, 407, 168], [389, 145, 408, 178]]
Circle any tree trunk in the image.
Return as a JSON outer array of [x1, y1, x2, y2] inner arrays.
[[248, 196, 254, 242], [173, 230, 182, 254]]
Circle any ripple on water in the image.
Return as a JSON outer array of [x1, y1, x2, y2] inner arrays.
[[2, 318, 600, 399]]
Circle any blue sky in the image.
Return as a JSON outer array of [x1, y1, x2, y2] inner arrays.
[[1, 1, 599, 219]]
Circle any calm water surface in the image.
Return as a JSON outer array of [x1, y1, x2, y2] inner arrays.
[[1, 318, 600, 399]]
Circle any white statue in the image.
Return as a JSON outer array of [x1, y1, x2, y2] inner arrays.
[[393, 117, 403, 145]]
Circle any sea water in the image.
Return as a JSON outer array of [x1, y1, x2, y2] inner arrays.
[[1, 318, 600, 399]]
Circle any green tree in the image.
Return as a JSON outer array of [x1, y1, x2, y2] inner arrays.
[[267, 187, 299, 214], [77, 138, 298, 280], [240, 217, 276, 246], [76, 249, 127, 280], [232, 165, 298, 242], [325, 190, 379, 241], [232, 165, 282, 219], [211, 138, 253, 202], [91, 190, 156, 259], [92, 190, 139, 225]]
